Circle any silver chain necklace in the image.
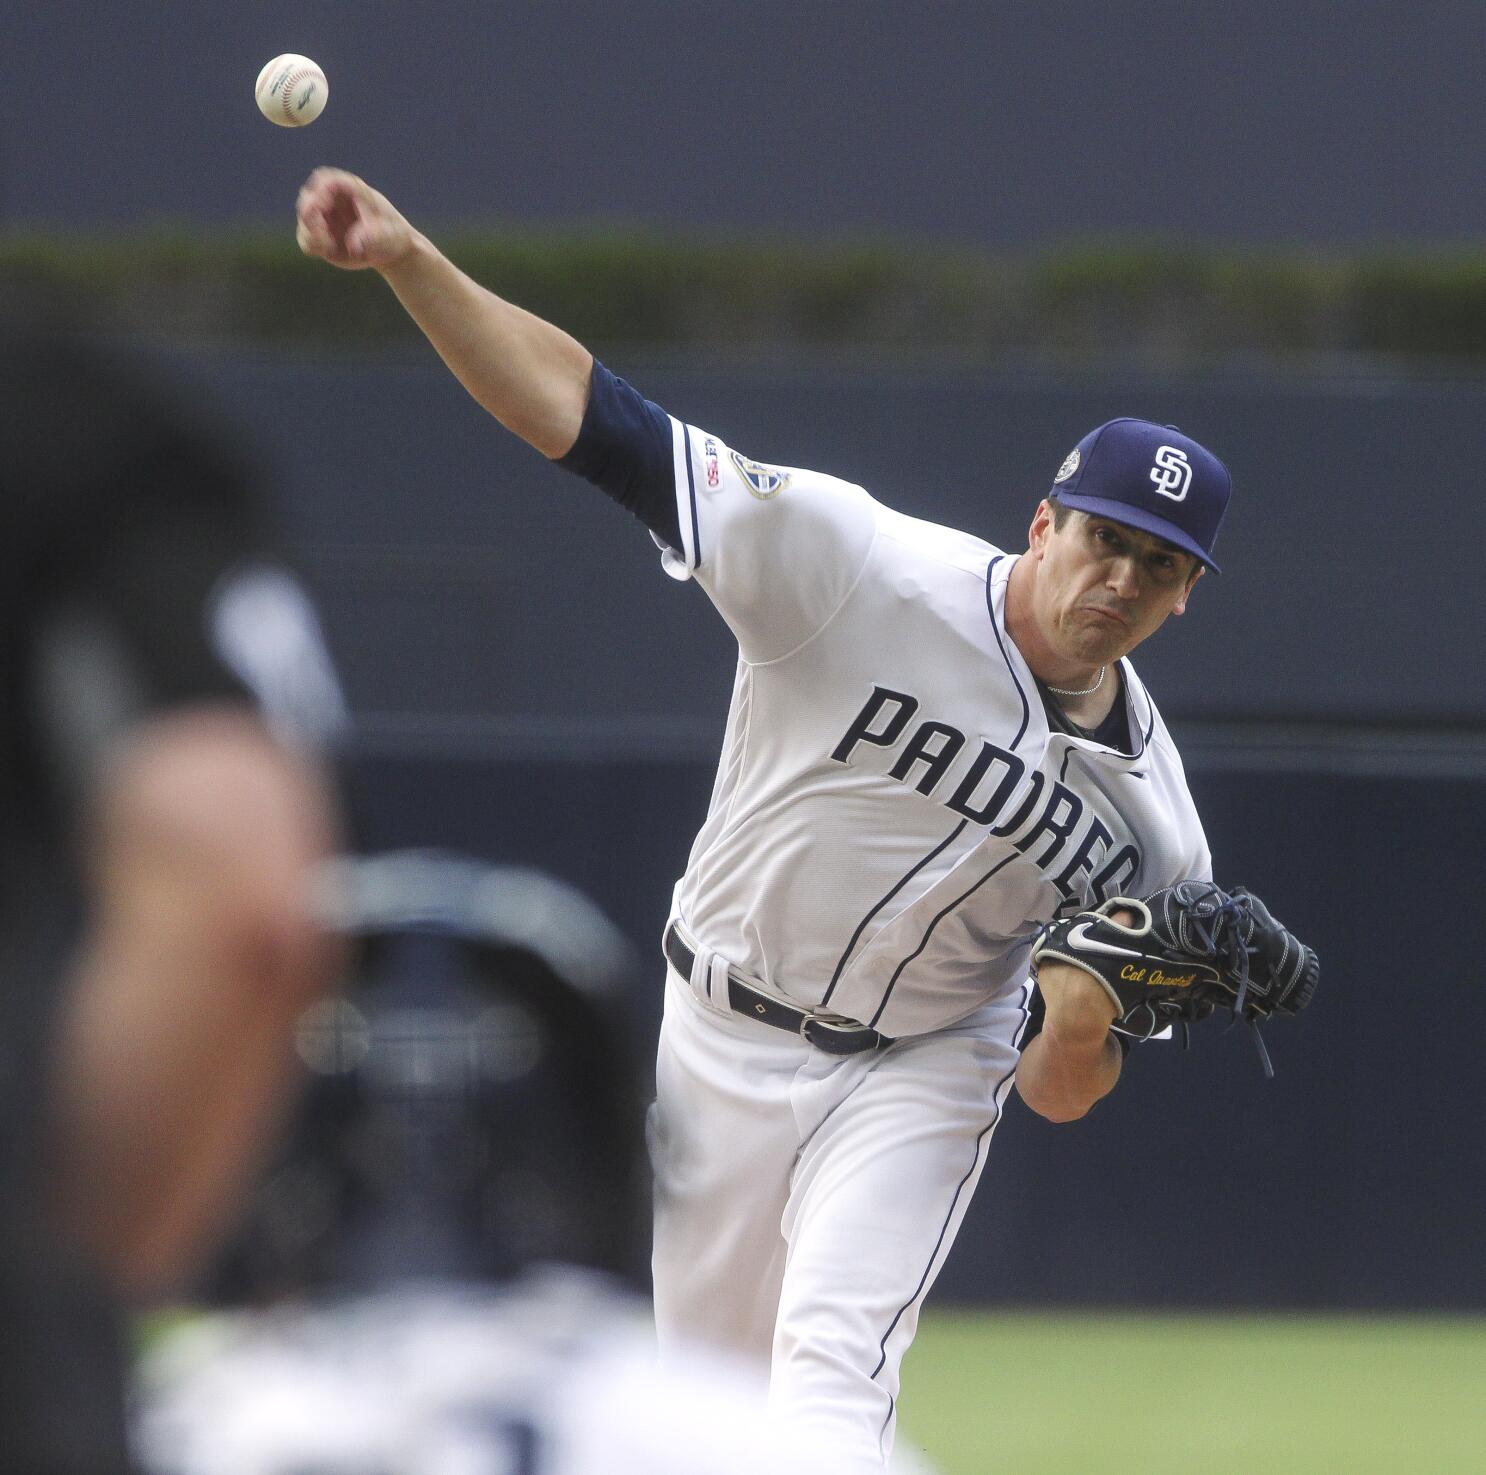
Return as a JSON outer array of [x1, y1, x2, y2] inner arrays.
[[1046, 665, 1106, 698]]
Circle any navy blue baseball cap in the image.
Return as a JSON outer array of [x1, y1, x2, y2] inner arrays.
[[1049, 418, 1231, 573]]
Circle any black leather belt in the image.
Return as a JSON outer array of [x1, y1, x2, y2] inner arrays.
[[664, 923, 892, 1057]]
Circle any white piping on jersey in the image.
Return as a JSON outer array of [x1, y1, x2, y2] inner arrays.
[[663, 416, 701, 577], [680, 422, 701, 567]]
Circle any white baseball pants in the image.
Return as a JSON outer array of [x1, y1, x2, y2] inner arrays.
[[649, 962, 1030, 1470]]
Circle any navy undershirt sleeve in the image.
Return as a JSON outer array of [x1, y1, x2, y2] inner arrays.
[[558, 361, 681, 551]]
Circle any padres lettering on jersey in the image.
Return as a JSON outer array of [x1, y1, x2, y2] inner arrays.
[[831, 685, 1141, 907], [660, 421, 1210, 1038]]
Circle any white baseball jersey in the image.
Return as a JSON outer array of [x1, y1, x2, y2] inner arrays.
[[656, 424, 1211, 1038], [133, 1271, 893, 1475]]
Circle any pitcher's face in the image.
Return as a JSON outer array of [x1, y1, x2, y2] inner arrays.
[[1026, 502, 1202, 667]]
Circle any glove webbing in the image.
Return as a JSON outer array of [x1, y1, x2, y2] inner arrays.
[[1159, 883, 1273, 1077]]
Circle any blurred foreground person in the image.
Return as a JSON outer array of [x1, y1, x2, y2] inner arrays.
[[135, 852, 912, 1475], [0, 322, 344, 1473]]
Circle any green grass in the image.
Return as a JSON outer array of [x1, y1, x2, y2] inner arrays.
[[896, 1309, 1486, 1475]]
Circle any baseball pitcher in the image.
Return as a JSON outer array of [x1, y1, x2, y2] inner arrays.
[[294, 169, 1316, 1472]]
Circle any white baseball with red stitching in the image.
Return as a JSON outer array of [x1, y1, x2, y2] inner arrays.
[[254, 54, 328, 128]]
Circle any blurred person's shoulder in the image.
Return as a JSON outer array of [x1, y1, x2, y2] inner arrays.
[[555, 1327, 801, 1474], [560, 1330, 940, 1473], [136, 1271, 938, 1475]]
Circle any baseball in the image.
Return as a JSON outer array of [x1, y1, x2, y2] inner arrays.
[[255, 54, 328, 128]]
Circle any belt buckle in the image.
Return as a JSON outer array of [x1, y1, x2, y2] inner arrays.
[[801, 1014, 873, 1055]]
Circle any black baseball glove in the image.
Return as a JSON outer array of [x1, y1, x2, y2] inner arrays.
[[1030, 881, 1320, 1075]]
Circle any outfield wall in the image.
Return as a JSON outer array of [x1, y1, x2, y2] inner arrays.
[[341, 747, 1486, 1312], [176, 350, 1486, 727], [183, 348, 1484, 1309]]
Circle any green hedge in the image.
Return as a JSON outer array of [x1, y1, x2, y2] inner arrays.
[[5, 228, 1486, 360]]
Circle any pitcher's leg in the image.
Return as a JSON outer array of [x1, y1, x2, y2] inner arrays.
[[768, 1003, 1026, 1467], [649, 974, 804, 1366]]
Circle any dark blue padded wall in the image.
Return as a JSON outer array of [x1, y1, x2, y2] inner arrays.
[[344, 749, 1486, 1310], [150, 346, 1484, 1308], [171, 349, 1484, 729]]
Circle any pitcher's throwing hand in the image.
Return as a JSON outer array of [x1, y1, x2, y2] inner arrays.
[[296, 168, 417, 272]]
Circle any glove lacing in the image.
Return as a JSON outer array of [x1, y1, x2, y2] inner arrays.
[[1166, 884, 1274, 1078]]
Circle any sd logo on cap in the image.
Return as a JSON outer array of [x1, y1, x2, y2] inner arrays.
[[1049, 419, 1231, 572]]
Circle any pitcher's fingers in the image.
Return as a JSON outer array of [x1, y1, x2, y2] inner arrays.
[[296, 205, 336, 258], [302, 165, 358, 199], [347, 218, 393, 261], [300, 175, 360, 233]]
